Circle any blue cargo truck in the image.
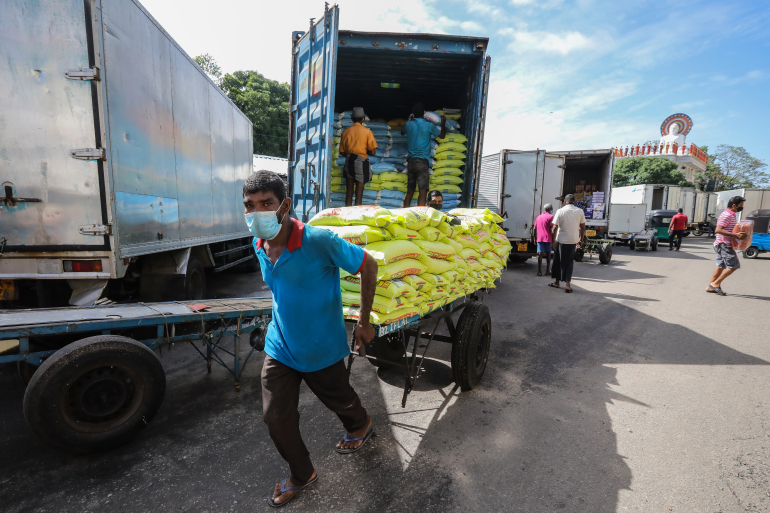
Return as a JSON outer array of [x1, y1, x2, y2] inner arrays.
[[287, 5, 491, 221]]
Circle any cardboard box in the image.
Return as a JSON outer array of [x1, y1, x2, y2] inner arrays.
[[593, 210, 604, 220], [574, 192, 585, 201], [575, 185, 584, 192]]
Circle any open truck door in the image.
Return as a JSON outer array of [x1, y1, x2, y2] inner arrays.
[[500, 150, 545, 239], [288, 5, 339, 222]]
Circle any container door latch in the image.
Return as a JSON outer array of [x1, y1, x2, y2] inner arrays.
[[79, 224, 111, 236], [65, 68, 100, 81], [71, 148, 105, 161]]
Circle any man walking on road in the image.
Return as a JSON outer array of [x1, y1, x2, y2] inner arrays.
[[533, 203, 554, 276], [339, 107, 377, 207], [402, 103, 446, 207], [669, 208, 688, 251], [549, 194, 586, 293], [707, 196, 747, 296], [243, 171, 378, 507]]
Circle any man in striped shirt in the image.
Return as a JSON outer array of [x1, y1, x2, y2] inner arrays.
[[707, 196, 748, 296]]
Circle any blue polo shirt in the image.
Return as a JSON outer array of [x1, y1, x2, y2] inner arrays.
[[253, 218, 367, 372], [403, 118, 441, 161]]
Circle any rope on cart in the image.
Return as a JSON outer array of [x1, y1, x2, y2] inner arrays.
[[139, 303, 171, 355]]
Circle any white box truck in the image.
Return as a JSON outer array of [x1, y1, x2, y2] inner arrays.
[[691, 192, 719, 235], [715, 189, 770, 222], [476, 149, 615, 261], [608, 204, 647, 242]]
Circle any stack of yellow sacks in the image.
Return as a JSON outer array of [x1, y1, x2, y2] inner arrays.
[[330, 166, 385, 194], [308, 205, 512, 325], [431, 133, 468, 196]]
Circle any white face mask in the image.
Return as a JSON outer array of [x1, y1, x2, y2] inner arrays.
[[245, 200, 286, 240]]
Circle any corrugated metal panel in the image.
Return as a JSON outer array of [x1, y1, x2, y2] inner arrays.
[[476, 154, 501, 210]]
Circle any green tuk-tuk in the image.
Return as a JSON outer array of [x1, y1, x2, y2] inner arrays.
[[646, 209, 679, 241]]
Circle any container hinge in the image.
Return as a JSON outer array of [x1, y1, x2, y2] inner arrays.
[[504, 194, 512, 198], [504, 160, 513, 165], [558, 164, 566, 169], [65, 67, 100, 81], [71, 148, 105, 160], [293, 46, 300, 55], [291, 104, 298, 113], [79, 223, 111, 236]]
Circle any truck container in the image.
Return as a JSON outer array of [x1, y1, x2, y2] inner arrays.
[[715, 189, 770, 222], [287, 5, 490, 222], [476, 149, 615, 259], [608, 204, 647, 242], [0, 0, 255, 308], [691, 191, 718, 235], [610, 184, 691, 213]]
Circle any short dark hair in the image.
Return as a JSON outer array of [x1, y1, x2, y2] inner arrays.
[[412, 103, 425, 118], [243, 170, 286, 202], [728, 196, 745, 208], [428, 190, 443, 200], [678, 208, 683, 213]]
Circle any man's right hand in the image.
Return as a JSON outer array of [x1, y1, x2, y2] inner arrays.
[[734, 231, 747, 240], [440, 115, 447, 123]]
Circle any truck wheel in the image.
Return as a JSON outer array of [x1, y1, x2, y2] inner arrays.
[[693, 229, 703, 236], [651, 237, 659, 251], [184, 258, 207, 300], [451, 302, 491, 391], [573, 248, 584, 262], [743, 247, 759, 259], [23, 335, 166, 453], [367, 333, 405, 369], [599, 243, 613, 264], [629, 240, 636, 251]]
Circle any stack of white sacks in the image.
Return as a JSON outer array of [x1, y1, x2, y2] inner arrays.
[[308, 205, 512, 325], [329, 110, 466, 212]]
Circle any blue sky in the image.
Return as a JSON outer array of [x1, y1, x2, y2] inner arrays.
[[142, 0, 770, 173]]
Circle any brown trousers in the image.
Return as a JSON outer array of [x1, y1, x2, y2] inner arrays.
[[261, 355, 369, 483]]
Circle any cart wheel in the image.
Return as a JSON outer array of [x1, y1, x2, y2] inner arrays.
[[451, 302, 491, 391], [599, 243, 613, 264], [743, 247, 759, 259], [629, 239, 636, 251], [651, 237, 659, 251], [23, 335, 166, 453], [693, 229, 703, 236], [367, 333, 405, 369], [573, 248, 584, 262], [249, 326, 266, 351], [184, 258, 207, 301]]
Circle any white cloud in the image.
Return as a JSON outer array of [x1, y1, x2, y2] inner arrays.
[[507, 30, 599, 54]]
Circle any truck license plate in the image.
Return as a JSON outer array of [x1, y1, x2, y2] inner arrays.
[[517, 242, 528, 252], [0, 281, 15, 301], [621, 234, 629, 239], [586, 230, 596, 237]]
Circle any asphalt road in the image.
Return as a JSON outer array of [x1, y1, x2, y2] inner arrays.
[[1, 236, 768, 512]]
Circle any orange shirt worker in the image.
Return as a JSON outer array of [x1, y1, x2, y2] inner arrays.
[[338, 107, 377, 206]]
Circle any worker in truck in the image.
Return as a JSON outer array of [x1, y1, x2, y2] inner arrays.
[[402, 103, 446, 207], [242, 170, 378, 508], [427, 190, 462, 225], [339, 107, 377, 207]]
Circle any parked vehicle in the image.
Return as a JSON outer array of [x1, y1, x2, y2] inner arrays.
[[742, 209, 770, 259], [612, 184, 686, 212], [715, 189, 770, 223], [477, 149, 615, 261], [0, 0, 255, 308], [608, 204, 647, 243], [287, 4, 491, 221], [646, 209, 679, 241], [691, 192, 719, 235]]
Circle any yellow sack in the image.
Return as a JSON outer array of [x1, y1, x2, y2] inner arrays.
[[495, 246, 512, 259], [455, 233, 479, 249], [333, 136, 340, 144], [421, 272, 448, 289], [342, 305, 419, 325], [386, 224, 423, 241], [449, 208, 505, 224], [331, 166, 343, 177], [379, 172, 408, 183], [432, 184, 462, 194], [462, 217, 487, 233], [432, 168, 464, 177], [429, 175, 464, 186], [402, 274, 432, 292], [341, 277, 417, 299], [441, 269, 461, 284], [478, 257, 498, 270], [430, 288, 449, 301], [319, 225, 390, 245], [436, 133, 468, 144], [435, 142, 467, 154], [444, 235, 463, 252], [341, 291, 413, 314], [331, 184, 345, 193], [310, 206, 393, 227], [435, 151, 465, 161], [434, 160, 465, 170], [418, 301, 441, 316], [364, 182, 383, 191], [492, 232, 512, 246], [388, 208, 432, 231], [476, 230, 491, 243], [419, 255, 457, 274], [412, 240, 455, 259], [377, 258, 428, 280], [371, 174, 382, 183], [331, 176, 344, 185], [404, 206, 445, 226], [380, 182, 409, 193], [453, 255, 470, 271], [418, 225, 446, 242], [460, 248, 481, 261], [479, 241, 493, 255], [364, 240, 424, 265], [468, 259, 485, 271]]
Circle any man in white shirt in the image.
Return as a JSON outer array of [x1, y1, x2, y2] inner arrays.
[[548, 194, 586, 293]]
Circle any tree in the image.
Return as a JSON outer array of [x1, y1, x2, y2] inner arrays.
[[221, 71, 290, 158], [694, 144, 768, 191], [193, 54, 222, 87], [613, 157, 695, 188]]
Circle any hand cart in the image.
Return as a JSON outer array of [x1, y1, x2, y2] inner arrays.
[[628, 229, 660, 252], [347, 291, 492, 408], [0, 298, 272, 453], [574, 238, 615, 264]]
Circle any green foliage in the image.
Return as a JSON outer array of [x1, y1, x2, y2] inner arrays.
[[614, 157, 695, 188], [193, 54, 222, 86], [693, 144, 768, 191], [221, 71, 291, 158]]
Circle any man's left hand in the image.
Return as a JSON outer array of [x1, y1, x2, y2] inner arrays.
[[354, 321, 375, 352], [576, 239, 583, 249]]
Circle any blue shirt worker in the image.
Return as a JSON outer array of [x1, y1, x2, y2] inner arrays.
[[243, 170, 378, 508], [401, 102, 446, 207]]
